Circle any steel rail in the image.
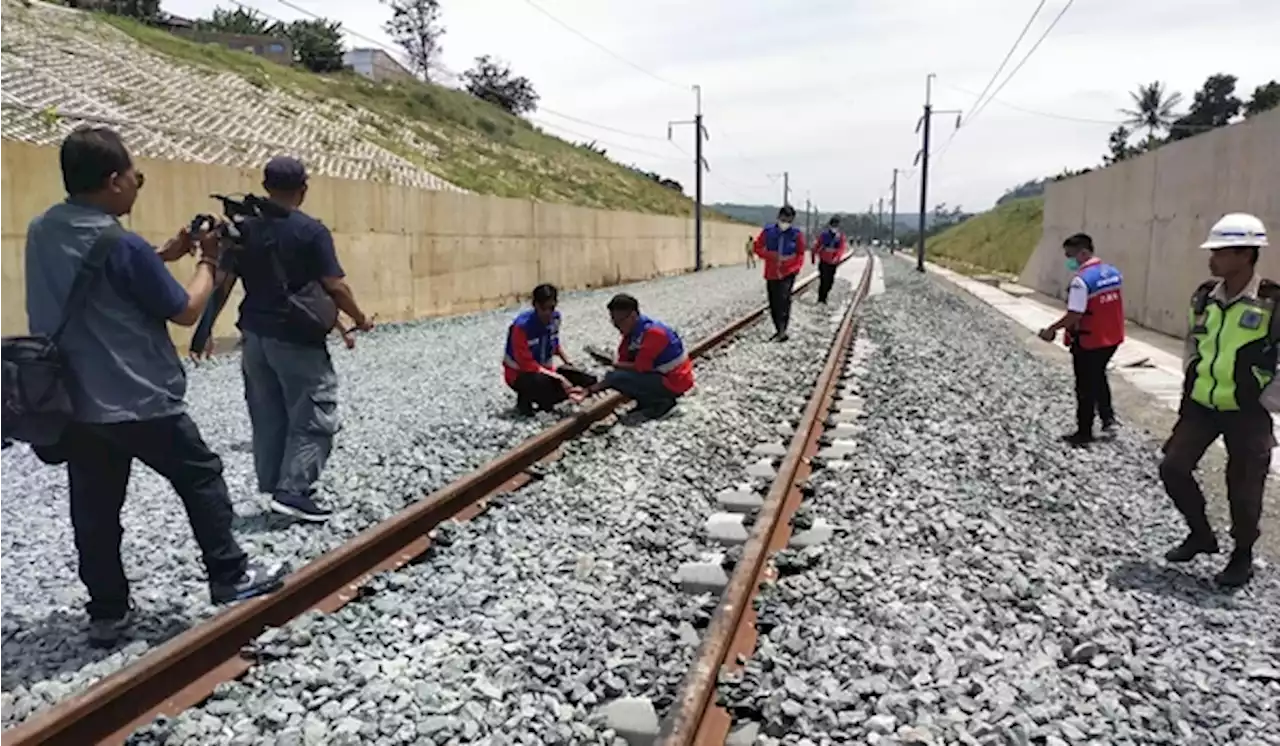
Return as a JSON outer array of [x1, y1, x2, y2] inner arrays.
[[4, 266, 832, 746], [661, 254, 875, 744]]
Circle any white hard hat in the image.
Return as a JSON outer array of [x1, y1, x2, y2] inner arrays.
[[1200, 212, 1269, 250]]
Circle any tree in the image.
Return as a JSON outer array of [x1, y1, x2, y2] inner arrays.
[[283, 19, 345, 73], [1120, 81, 1183, 141], [462, 55, 539, 115], [1103, 124, 1138, 164], [1168, 73, 1242, 141], [383, 0, 444, 81], [196, 7, 275, 35], [69, 0, 159, 19], [1246, 80, 1280, 117]]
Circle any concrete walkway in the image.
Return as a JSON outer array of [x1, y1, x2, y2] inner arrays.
[[889, 252, 1280, 472]]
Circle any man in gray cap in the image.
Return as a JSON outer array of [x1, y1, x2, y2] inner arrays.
[[198, 156, 372, 522]]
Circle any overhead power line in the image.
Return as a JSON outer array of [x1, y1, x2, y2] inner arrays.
[[962, 0, 1047, 127], [520, 0, 685, 89], [964, 0, 1077, 128]]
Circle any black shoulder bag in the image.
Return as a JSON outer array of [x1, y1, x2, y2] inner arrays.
[[261, 225, 338, 344], [2, 224, 123, 457]]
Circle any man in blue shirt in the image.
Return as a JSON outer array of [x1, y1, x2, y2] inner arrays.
[[196, 157, 372, 523], [24, 126, 286, 647]]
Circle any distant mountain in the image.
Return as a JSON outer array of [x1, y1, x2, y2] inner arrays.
[[711, 203, 940, 231]]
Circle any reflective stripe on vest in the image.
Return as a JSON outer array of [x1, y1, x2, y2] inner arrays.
[[1189, 296, 1276, 411], [503, 309, 560, 370], [625, 315, 686, 372]]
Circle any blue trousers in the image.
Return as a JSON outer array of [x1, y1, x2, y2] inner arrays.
[[603, 369, 678, 409], [241, 332, 341, 499]]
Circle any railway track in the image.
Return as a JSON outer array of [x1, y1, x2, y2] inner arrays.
[[3, 254, 875, 746]]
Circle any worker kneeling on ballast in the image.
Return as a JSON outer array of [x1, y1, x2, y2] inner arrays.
[[1161, 212, 1274, 588], [572, 293, 694, 419], [504, 283, 598, 416]]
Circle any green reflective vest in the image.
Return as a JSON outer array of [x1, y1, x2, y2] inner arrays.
[[1187, 279, 1280, 411]]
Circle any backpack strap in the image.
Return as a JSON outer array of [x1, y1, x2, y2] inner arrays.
[[50, 223, 124, 343]]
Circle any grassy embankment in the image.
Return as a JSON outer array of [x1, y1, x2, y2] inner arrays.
[[102, 15, 731, 219], [925, 197, 1044, 278]]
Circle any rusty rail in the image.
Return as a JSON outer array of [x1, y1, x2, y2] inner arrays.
[[661, 254, 875, 744], [3, 267, 832, 746]]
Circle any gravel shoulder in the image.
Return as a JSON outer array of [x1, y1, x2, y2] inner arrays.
[[122, 279, 856, 745], [0, 264, 802, 728], [719, 259, 1280, 745]]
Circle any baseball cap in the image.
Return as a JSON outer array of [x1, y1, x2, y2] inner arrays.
[[263, 156, 308, 190]]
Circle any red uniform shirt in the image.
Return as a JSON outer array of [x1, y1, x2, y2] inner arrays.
[[617, 325, 695, 395]]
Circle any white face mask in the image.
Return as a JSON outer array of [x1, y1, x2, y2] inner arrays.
[[778, 222, 792, 231]]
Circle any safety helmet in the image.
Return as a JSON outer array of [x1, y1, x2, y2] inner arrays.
[[1200, 212, 1269, 250]]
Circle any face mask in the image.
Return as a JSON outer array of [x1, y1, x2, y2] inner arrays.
[[778, 222, 792, 231], [1065, 257, 1080, 272]]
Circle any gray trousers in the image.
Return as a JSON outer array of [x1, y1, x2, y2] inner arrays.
[[241, 331, 341, 499], [602, 369, 677, 409]]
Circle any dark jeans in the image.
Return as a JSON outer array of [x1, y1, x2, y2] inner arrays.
[[512, 367, 598, 411], [241, 332, 340, 499], [64, 414, 248, 620], [602, 369, 677, 409], [817, 262, 838, 303], [766, 274, 797, 334], [1070, 344, 1117, 434], [1160, 400, 1273, 549]]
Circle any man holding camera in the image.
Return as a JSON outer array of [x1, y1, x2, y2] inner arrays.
[[23, 126, 286, 647], [199, 156, 373, 523]]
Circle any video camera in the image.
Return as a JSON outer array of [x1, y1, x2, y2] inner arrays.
[[189, 193, 290, 247]]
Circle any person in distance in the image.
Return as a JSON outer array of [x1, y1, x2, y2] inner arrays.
[[503, 283, 598, 416], [1159, 212, 1276, 589], [571, 294, 694, 419], [753, 204, 807, 341], [744, 233, 757, 268], [1037, 233, 1125, 446], [23, 126, 286, 648], [811, 215, 848, 304]]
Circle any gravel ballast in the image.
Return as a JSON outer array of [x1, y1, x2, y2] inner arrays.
[[120, 277, 857, 745], [719, 258, 1280, 745], [0, 263, 821, 728]]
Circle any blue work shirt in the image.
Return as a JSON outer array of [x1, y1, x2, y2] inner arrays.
[[227, 208, 345, 347], [25, 200, 189, 423]]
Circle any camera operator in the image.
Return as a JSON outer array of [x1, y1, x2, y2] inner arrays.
[[23, 126, 286, 647], [198, 156, 372, 523]]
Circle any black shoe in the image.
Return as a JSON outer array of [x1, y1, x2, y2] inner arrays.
[[1164, 532, 1220, 563], [516, 397, 535, 417], [774, 331, 790, 343], [270, 491, 334, 523], [1214, 548, 1254, 588], [210, 561, 288, 605], [1062, 431, 1094, 446], [87, 604, 134, 649], [641, 399, 679, 420]]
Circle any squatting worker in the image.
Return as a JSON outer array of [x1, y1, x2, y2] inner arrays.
[[1037, 233, 1125, 446], [812, 215, 847, 304], [504, 283, 598, 415], [24, 126, 285, 648], [1160, 212, 1275, 589], [197, 156, 374, 524], [573, 294, 694, 419], [753, 205, 806, 341], [744, 234, 756, 268]]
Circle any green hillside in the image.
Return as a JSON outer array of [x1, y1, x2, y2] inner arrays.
[[925, 197, 1044, 276]]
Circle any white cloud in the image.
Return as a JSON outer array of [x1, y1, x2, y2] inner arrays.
[[164, 0, 1280, 212]]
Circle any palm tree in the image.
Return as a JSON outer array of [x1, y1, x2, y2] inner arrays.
[[1120, 82, 1184, 140]]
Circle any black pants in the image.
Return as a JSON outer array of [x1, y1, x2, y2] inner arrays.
[[512, 367, 598, 411], [1070, 344, 1118, 434], [1160, 401, 1273, 549], [766, 274, 797, 335], [817, 262, 838, 303], [64, 414, 248, 620]]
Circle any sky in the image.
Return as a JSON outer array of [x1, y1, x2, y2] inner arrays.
[[163, 0, 1280, 214]]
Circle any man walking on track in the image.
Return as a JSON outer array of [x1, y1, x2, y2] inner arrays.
[[1037, 233, 1125, 446], [753, 205, 806, 342], [812, 215, 847, 304], [573, 294, 694, 419], [1159, 212, 1275, 589], [504, 283, 598, 416]]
